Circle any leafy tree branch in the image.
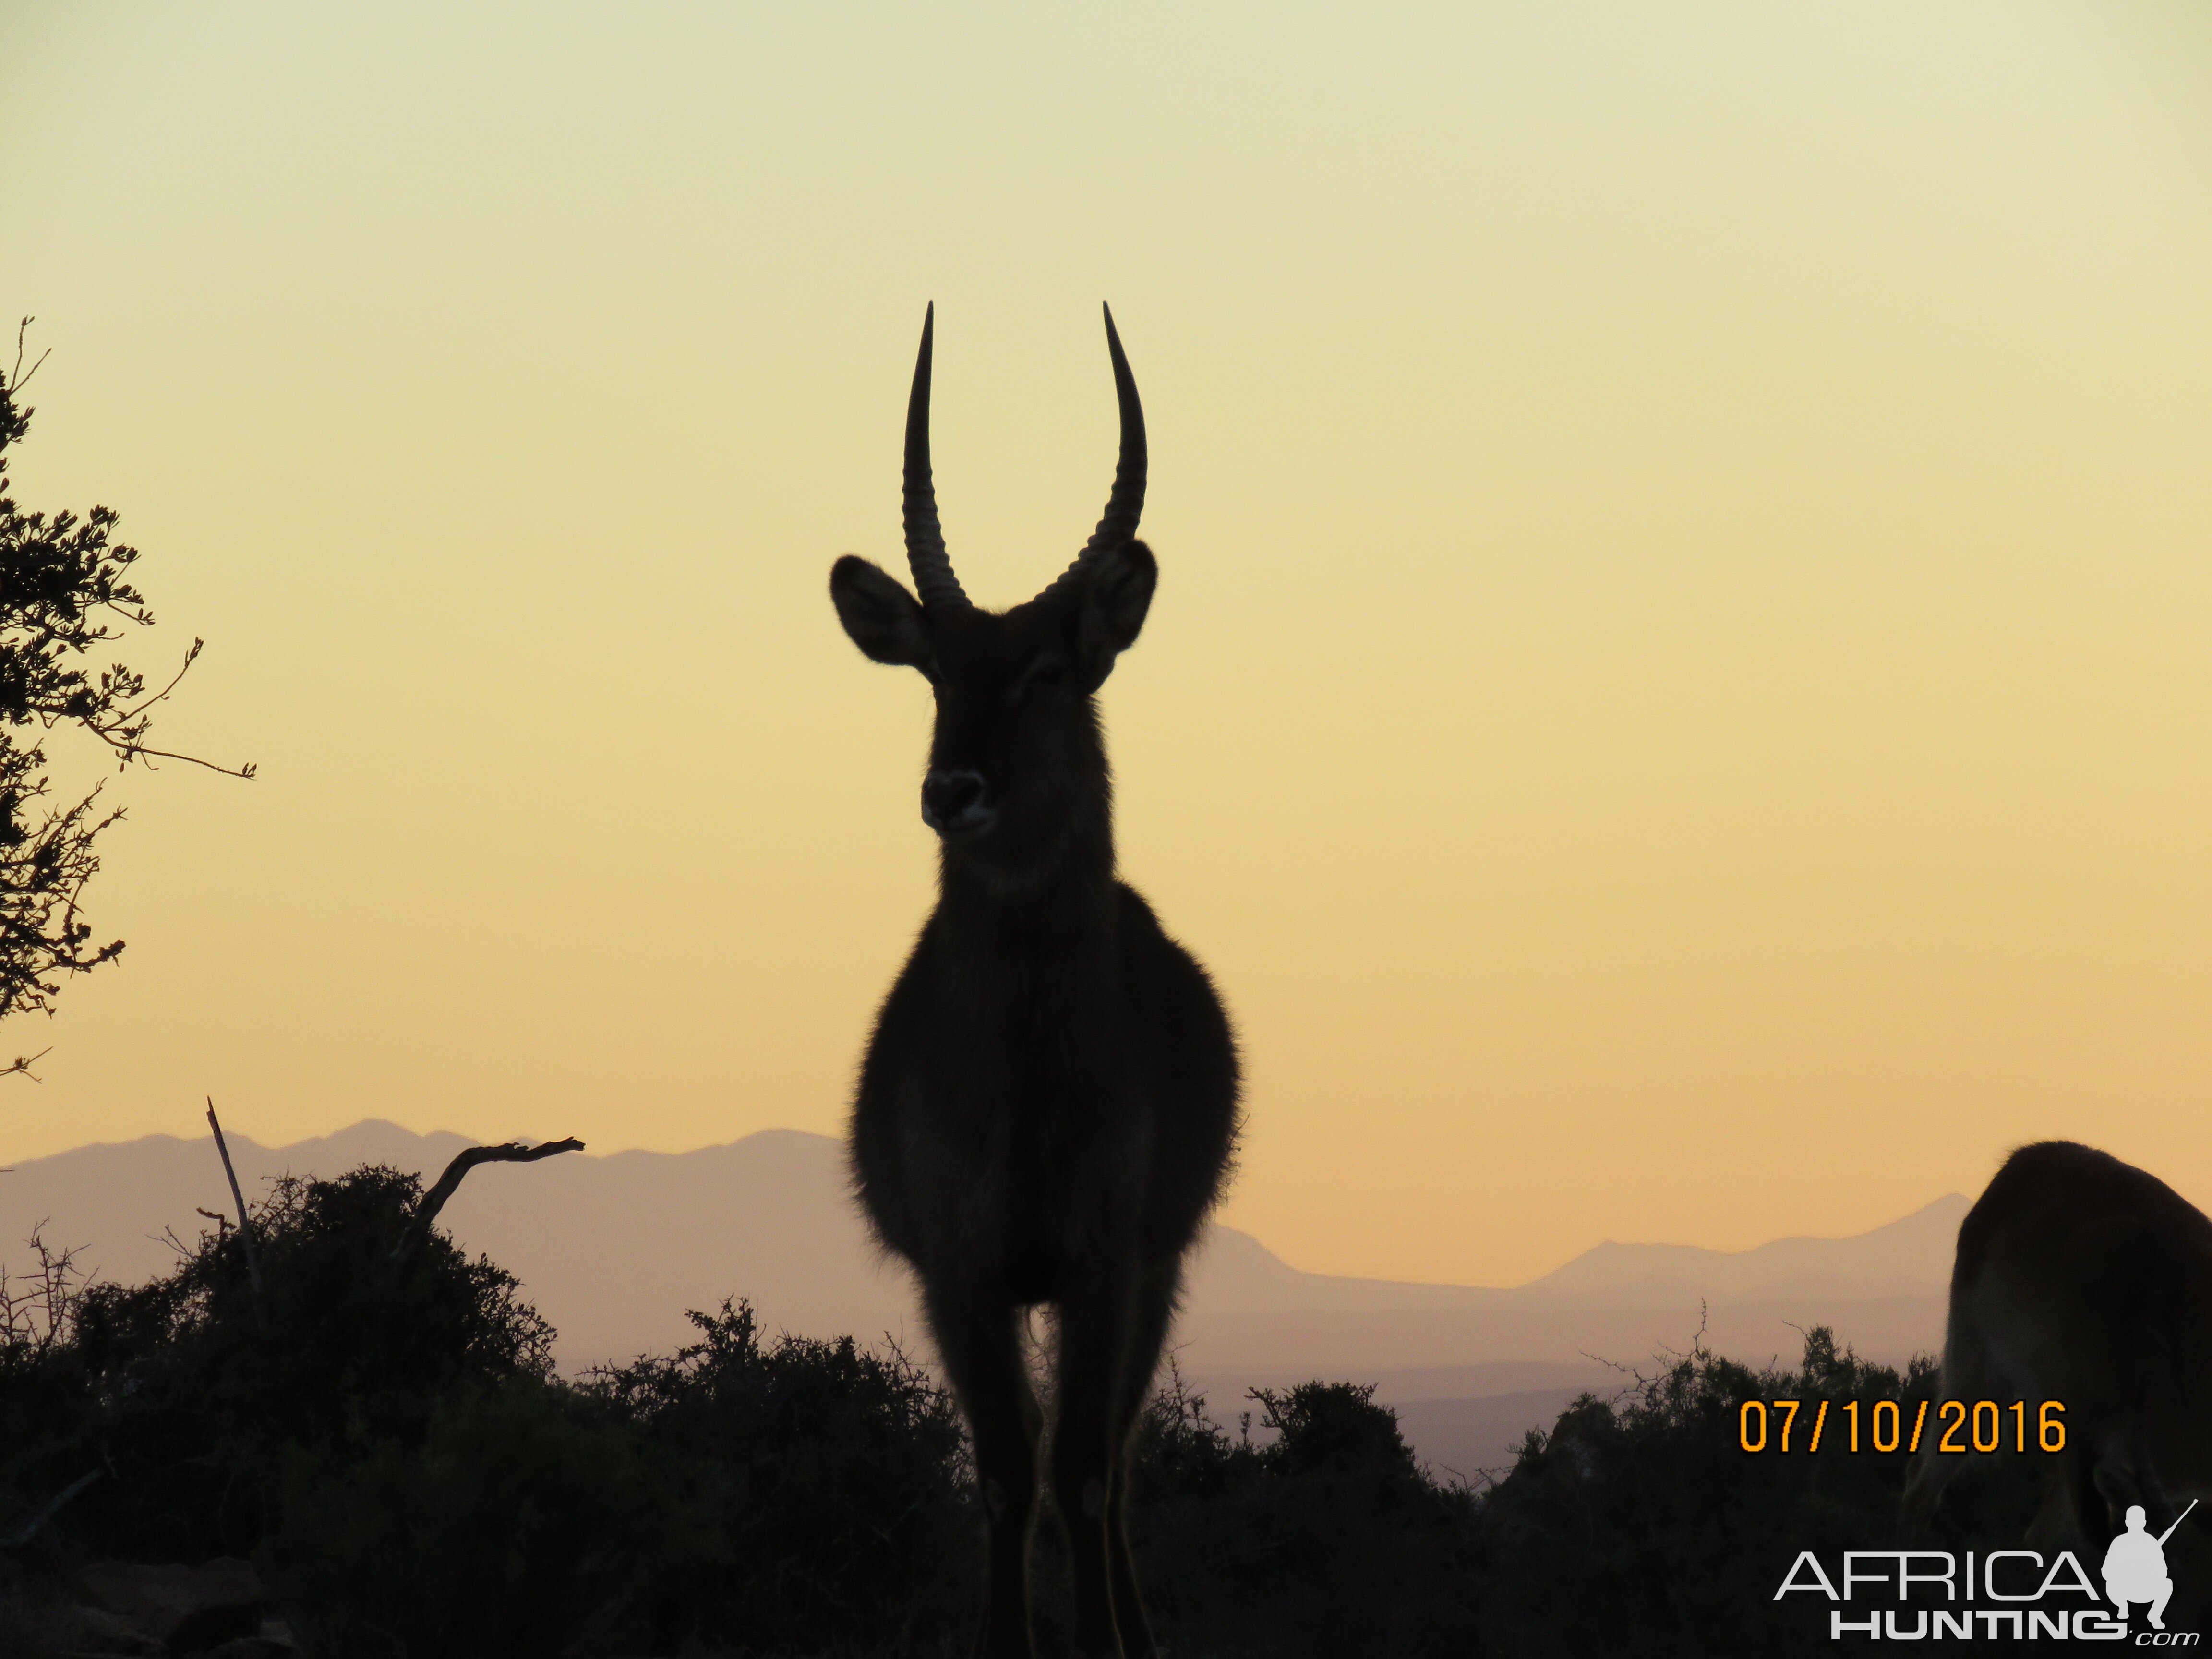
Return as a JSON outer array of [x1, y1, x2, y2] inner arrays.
[[0, 319, 252, 1035]]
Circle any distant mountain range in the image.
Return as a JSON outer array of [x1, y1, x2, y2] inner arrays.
[[1, 1121, 1964, 1480]]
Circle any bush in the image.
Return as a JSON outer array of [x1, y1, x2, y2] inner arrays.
[[1250, 1380, 1423, 1483], [1125, 1366, 1482, 1659], [265, 1381, 694, 1659], [0, 1165, 555, 1564], [585, 1300, 974, 1656], [1470, 1326, 2043, 1657], [6, 1165, 2038, 1659]]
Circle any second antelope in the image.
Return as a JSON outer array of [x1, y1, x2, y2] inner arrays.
[[1902, 1140, 2212, 1629], [829, 305, 1241, 1659]]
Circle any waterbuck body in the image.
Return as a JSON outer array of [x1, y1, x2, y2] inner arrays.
[[830, 306, 1240, 1659]]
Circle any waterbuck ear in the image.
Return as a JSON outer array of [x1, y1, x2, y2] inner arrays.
[[830, 556, 932, 669], [1077, 540, 1157, 687]]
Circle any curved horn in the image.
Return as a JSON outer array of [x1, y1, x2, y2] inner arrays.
[[1036, 302, 1147, 602], [903, 303, 970, 612]]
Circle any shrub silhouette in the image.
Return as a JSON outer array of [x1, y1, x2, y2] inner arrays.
[[1, 1172, 2040, 1658], [2, 1165, 552, 1563], [1251, 1380, 1422, 1482], [1470, 1327, 2043, 1658], [264, 1381, 694, 1659], [584, 1300, 973, 1655], [1124, 1367, 1482, 1659]]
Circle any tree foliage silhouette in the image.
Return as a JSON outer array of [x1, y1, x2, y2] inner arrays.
[[0, 322, 251, 1043]]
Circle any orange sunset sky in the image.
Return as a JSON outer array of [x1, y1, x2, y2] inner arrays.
[[2, 0, 2210, 1287]]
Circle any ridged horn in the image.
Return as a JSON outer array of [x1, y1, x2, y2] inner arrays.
[[903, 303, 969, 612], [1035, 302, 1146, 602]]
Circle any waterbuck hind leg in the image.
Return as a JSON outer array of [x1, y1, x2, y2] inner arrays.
[[925, 1286, 1044, 1659]]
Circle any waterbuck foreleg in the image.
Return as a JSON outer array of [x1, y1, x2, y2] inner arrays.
[[926, 1286, 1043, 1659], [1100, 1255, 1184, 1659], [1054, 1268, 1142, 1659]]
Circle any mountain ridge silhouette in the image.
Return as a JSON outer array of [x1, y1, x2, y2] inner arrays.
[[2, 1119, 1956, 1477]]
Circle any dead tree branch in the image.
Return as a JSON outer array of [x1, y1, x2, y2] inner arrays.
[[394, 1137, 585, 1262], [204, 1100, 265, 1329]]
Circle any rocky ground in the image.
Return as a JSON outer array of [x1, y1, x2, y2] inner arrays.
[[0, 1560, 295, 1659]]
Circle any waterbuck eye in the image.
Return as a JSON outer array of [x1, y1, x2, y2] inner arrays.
[[1018, 659, 1067, 697]]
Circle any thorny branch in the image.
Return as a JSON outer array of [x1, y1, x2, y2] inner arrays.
[[0, 1222, 87, 1363]]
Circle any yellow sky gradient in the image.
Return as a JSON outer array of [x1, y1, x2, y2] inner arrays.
[[2, 0, 2210, 1286]]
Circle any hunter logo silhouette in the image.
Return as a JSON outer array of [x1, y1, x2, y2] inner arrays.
[[2107, 1499, 2198, 1630]]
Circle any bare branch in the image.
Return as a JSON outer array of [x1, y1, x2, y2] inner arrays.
[[0, 1224, 87, 1362], [396, 1137, 585, 1262], [3, 1467, 102, 1549], [99, 743, 259, 780], [204, 1099, 265, 1329], [6, 317, 50, 395], [84, 639, 257, 778], [115, 636, 206, 722], [0, 1048, 51, 1083]]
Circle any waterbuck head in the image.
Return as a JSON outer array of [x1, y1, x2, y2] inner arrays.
[[830, 305, 1157, 883]]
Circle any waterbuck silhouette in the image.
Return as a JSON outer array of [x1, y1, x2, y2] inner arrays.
[[829, 305, 1240, 1659], [1901, 1142, 2212, 1628]]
